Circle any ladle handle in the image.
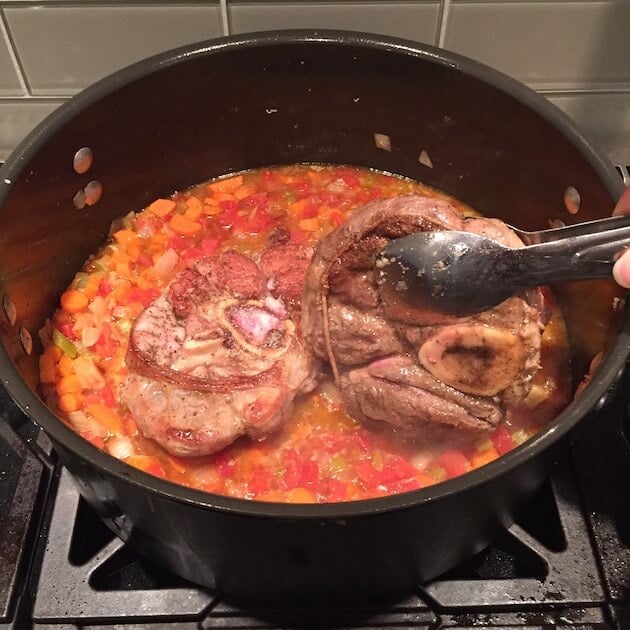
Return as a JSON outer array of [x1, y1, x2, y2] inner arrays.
[[515, 214, 630, 244], [506, 228, 630, 288]]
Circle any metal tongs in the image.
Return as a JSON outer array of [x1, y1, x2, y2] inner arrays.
[[377, 215, 630, 317]]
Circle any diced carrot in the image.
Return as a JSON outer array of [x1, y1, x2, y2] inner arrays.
[[60, 289, 89, 314], [241, 448, 266, 469], [39, 352, 57, 384], [169, 213, 202, 236], [299, 218, 320, 232], [471, 447, 500, 469], [211, 191, 237, 203], [166, 454, 188, 474], [289, 199, 308, 216], [126, 455, 165, 478], [58, 354, 74, 377], [56, 374, 82, 397], [115, 261, 131, 277], [113, 229, 136, 248], [126, 239, 142, 262], [147, 198, 176, 217], [85, 403, 123, 434], [83, 275, 101, 298], [234, 185, 255, 200], [257, 490, 284, 503], [286, 487, 316, 503], [45, 345, 63, 362], [415, 473, 438, 488], [208, 175, 243, 193], [111, 280, 132, 303], [202, 202, 221, 216], [433, 450, 471, 478], [136, 270, 156, 290], [184, 197, 203, 220], [59, 393, 81, 412]]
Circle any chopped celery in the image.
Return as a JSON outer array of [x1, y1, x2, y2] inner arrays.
[[329, 455, 346, 475], [73, 272, 90, 289], [511, 430, 529, 446], [122, 211, 136, 229], [52, 329, 77, 358], [476, 437, 494, 452], [428, 467, 447, 482]]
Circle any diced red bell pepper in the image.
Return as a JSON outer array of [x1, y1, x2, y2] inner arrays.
[[100, 384, 116, 408], [216, 206, 241, 228], [79, 431, 105, 450], [293, 181, 311, 196], [169, 235, 189, 252], [97, 279, 112, 297], [297, 204, 318, 220], [240, 193, 268, 211], [368, 187, 381, 200], [380, 455, 417, 484], [327, 478, 348, 502], [126, 287, 160, 308], [215, 457, 235, 478], [354, 461, 380, 485], [249, 468, 273, 494], [136, 252, 154, 269], [319, 191, 340, 206], [182, 247, 204, 262], [282, 449, 302, 489], [300, 460, 319, 487], [242, 209, 275, 234], [93, 323, 116, 358], [491, 426, 514, 456], [201, 237, 220, 256], [219, 199, 238, 213], [433, 450, 472, 479], [340, 172, 360, 188]]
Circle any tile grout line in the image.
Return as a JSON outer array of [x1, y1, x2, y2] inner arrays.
[[0, 8, 29, 96], [219, 0, 230, 36], [437, 0, 451, 48]]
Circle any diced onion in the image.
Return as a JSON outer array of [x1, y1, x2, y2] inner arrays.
[[107, 437, 134, 460], [81, 326, 101, 348], [318, 379, 342, 407], [67, 411, 107, 438], [411, 450, 434, 472], [152, 248, 178, 278], [89, 296, 108, 317], [73, 355, 106, 389]]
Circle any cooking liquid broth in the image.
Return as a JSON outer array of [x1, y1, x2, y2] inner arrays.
[[38, 165, 571, 503]]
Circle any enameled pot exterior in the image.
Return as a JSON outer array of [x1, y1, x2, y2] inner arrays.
[[0, 32, 628, 601]]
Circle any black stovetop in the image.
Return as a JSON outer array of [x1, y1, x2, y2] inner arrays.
[[1, 369, 630, 630]]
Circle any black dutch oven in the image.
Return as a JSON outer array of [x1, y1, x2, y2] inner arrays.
[[0, 31, 628, 603]]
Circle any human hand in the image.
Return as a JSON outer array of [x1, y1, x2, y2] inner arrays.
[[611, 186, 630, 288]]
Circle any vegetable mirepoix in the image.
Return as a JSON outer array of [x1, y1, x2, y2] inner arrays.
[[39, 165, 571, 503]]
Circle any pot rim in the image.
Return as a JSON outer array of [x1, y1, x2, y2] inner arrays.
[[0, 29, 627, 520]]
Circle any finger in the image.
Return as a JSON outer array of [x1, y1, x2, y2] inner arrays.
[[613, 186, 630, 216], [613, 251, 630, 288]]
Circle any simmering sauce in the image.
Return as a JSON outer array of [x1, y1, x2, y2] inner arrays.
[[39, 165, 571, 503]]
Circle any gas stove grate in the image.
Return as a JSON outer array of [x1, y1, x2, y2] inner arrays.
[[26, 454, 608, 629]]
